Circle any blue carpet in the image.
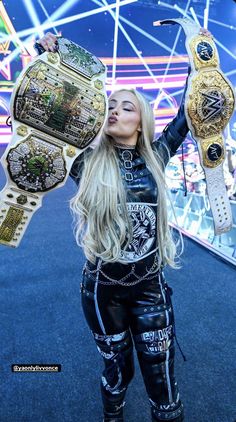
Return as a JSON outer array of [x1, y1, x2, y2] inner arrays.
[[0, 150, 235, 422]]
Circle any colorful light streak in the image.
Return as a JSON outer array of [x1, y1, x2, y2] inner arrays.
[[190, 7, 201, 27], [110, 0, 120, 89], [22, 0, 44, 38], [108, 13, 184, 56], [0, 0, 82, 71], [93, 0, 162, 89], [0, 0, 138, 44], [187, 11, 236, 31], [36, 0, 60, 35], [155, 0, 191, 103], [100, 56, 189, 65], [1, 0, 235, 145], [106, 73, 188, 88], [204, 0, 210, 29]]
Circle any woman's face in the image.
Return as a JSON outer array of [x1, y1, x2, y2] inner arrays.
[[104, 91, 141, 146]]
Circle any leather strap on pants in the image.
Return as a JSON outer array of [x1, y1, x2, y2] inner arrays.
[[80, 268, 184, 421]]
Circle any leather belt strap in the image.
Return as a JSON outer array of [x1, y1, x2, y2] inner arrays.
[[131, 302, 171, 316], [154, 17, 235, 235]]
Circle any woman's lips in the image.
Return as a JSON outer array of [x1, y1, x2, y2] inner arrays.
[[108, 116, 118, 124]]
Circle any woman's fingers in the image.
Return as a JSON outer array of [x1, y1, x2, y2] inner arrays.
[[37, 32, 58, 52], [44, 33, 57, 52], [199, 27, 213, 38], [37, 40, 55, 52], [47, 32, 58, 49]]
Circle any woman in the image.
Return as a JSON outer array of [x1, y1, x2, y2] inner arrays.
[[35, 27, 212, 422]]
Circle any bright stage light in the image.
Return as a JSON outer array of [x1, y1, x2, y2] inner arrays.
[[174, 4, 189, 17], [187, 11, 236, 31], [203, 0, 210, 29], [156, 0, 191, 102], [0, 0, 83, 71], [110, 0, 120, 89], [37, 0, 59, 35], [153, 1, 236, 66], [214, 39, 236, 61], [118, 16, 183, 56], [0, 0, 137, 74], [0, 0, 138, 44], [93, 0, 161, 88], [189, 7, 201, 26], [22, 0, 44, 37]]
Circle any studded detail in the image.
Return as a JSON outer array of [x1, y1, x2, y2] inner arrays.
[[152, 401, 184, 421], [125, 172, 133, 182], [124, 160, 132, 169]]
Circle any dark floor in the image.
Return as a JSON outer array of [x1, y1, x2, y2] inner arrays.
[[0, 147, 236, 422]]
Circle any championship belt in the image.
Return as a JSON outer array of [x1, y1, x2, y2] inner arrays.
[[0, 38, 107, 247], [154, 18, 235, 235]]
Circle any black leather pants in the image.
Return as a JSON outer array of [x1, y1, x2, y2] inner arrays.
[[80, 266, 184, 422]]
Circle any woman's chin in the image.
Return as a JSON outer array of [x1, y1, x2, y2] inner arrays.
[[104, 128, 120, 139]]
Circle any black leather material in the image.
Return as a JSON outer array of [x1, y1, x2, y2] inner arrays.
[[81, 270, 184, 422], [70, 100, 189, 281], [35, 39, 186, 422], [33, 41, 47, 55], [151, 402, 184, 421]]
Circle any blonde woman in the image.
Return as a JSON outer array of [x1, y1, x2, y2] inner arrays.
[[35, 28, 211, 422]]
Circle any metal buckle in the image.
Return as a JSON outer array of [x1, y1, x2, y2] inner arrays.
[[125, 172, 133, 181], [124, 160, 132, 169]]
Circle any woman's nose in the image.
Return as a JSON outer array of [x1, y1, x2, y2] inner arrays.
[[111, 109, 118, 115]]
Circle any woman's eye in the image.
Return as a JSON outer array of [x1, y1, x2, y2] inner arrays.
[[108, 107, 114, 110], [124, 108, 132, 112]]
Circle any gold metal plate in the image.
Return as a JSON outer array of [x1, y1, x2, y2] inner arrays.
[[0, 206, 24, 243], [189, 35, 218, 70], [187, 70, 235, 139], [199, 135, 225, 168]]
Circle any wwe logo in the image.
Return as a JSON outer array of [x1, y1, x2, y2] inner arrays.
[[201, 91, 225, 121]]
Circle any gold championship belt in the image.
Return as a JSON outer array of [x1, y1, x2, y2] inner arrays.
[[154, 18, 236, 235], [0, 38, 107, 247]]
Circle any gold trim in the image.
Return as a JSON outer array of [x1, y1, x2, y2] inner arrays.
[[47, 52, 59, 64], [17, 125, 28, 136], [187, 70, 235, 139], [0, 206, 24, 242], [94, 79, 103, 90], [198, 135, 225, 168], [189, 35, 218, 70], [66, 146, 76, 158]]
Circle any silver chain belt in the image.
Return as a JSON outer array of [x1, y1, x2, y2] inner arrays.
[[83, 254, 161, 286]]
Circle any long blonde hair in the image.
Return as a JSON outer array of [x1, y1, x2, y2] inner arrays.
[[69, 88, 183, 269]]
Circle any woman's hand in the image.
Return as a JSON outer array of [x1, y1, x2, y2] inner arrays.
[[36, 32, 59, 52], [199, 27, 213, 38]]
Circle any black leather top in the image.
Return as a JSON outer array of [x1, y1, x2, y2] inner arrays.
[[69, 101, 189, 278]]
